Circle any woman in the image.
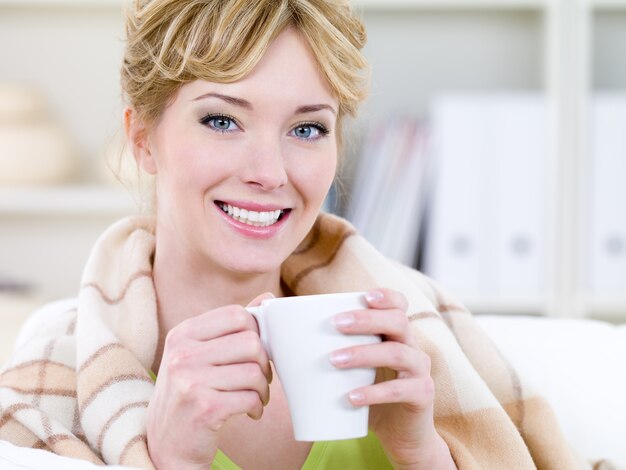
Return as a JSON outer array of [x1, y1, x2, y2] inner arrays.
[[0, 1, 581, 469]]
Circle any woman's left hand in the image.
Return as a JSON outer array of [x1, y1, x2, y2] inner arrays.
[[330, 288, 456, 470]]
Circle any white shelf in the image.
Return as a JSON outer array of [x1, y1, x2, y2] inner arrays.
[[592, 0, 626, 9], [584, 300, 626, 317], [0, 0, 548, 9], [355, 0, 546, 9], [0, 185, 139, 215]]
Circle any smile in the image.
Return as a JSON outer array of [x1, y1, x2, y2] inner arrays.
[[217, 202, 286, 227]]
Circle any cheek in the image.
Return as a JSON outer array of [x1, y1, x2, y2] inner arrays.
[[295, 153, 337, 206], [159, 135, 233, 188]]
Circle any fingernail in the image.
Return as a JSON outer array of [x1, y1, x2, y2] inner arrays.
[[349, 391, 365, 404], [329, 350, 351, 366], [365, 290, 384, 303], [332, 313, 355, 328]]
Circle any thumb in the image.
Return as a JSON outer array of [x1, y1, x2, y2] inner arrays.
[[247, 292, 275, 308]]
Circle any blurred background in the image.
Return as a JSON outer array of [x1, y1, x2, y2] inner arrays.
[[1, 0, 625, 358]]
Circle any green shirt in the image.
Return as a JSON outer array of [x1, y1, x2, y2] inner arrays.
[[148, 371, 392, 469], [212, 432, 392, 470]]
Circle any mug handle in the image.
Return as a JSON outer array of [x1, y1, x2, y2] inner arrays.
[[245, 306, 271, 360]]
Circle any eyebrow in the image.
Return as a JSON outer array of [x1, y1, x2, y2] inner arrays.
[[193, 92, 337, 115], [295, 104, 337, 115], [194, 92, 252, 109]]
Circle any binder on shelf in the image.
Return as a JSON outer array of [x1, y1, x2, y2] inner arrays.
[[588, 93, 626, 301], [491, 95, 548, 299], [422, 93, 548, 306], [422, 95, 489, 301]]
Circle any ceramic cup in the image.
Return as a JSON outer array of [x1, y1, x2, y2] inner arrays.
[[246, 292, 380, 441]]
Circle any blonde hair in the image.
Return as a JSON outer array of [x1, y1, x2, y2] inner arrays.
[[121, 0, 369, 135]]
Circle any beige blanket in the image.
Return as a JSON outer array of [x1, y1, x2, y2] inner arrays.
[[0, 214, 593, 468]]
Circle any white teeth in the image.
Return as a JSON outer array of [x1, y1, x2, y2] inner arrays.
[[219, 202, 284, 227]]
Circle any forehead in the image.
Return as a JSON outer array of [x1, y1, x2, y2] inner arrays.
[[176, 27, 338, 110]]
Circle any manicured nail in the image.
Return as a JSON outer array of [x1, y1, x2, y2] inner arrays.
[[349, 391, 365, 404], [332, 313, 355, 328], [365, 290, 384, 303], [329, 350, 351, 366]]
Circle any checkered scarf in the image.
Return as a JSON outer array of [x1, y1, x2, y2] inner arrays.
[[0, 215, 591, 468]]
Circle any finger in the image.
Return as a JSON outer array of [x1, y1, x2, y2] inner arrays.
[[245, 292, 274, 339], [348, 376, 435, 409], [247, 292, 275, 308], [170, 330, 272, 383], [204, 363, 270, 406], [333, 308, 413, 345], [330, 342, 429, 377], [171, 305, 258, 343], [206, 389, 265, 422], [364, 288, 408, 312]]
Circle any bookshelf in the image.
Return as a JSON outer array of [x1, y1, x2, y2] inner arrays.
[[0, 0, 624, 321], [0, 186, 137, 215]]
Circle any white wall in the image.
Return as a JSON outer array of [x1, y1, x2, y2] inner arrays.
[[0, 5, 125, 181]]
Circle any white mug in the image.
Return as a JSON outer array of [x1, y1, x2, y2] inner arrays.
[[246, 292, 380, 441]]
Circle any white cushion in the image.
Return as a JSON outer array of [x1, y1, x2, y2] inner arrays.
[[477, 314, 626, 464], [0, 440, 134, 470]]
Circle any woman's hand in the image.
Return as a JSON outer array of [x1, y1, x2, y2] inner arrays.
[[330, 288, 456, 470], [146, 294, 273, 470]]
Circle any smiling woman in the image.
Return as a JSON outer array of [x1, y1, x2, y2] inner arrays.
[[0, 1, 583, 469], [130, 31, 340, 296]]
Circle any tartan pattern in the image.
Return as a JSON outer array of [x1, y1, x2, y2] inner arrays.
[[0, 214, 596, 468]]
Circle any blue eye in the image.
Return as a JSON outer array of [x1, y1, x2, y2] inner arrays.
[[201, 113, 239, 132], [290, 122, 329, 140]]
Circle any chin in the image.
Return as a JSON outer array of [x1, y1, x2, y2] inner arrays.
[[218, 254, 285, 276]]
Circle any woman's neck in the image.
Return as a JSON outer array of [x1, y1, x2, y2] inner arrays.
[[149, 243, 284, 372]]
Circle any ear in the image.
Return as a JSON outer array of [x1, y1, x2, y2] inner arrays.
[[124, 106, 157, 175]]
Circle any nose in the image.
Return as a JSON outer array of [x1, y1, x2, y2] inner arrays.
[[242, 135, 288, 191]]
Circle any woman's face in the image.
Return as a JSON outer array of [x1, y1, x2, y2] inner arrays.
[[137, 27, 338, 277]]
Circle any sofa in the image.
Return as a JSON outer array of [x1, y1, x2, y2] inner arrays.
[[1, 299, 625, 468]]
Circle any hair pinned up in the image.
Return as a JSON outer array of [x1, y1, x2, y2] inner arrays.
[[121, 0, 369, 132]]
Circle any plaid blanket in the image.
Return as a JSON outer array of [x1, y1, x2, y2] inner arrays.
[[0, 214, 594, 468]]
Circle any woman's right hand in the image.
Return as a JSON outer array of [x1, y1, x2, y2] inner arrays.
[[146, 295, 273, 470]]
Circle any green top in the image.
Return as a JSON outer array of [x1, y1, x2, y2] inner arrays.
[[148, 370, 392, 469], [212, 432, 392, 470]]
